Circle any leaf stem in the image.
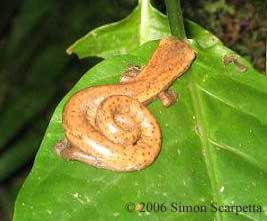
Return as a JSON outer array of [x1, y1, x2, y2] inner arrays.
[[164, 0, 186, 40]]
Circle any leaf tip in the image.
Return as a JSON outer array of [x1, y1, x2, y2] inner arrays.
[[66, 47, 73, 55]]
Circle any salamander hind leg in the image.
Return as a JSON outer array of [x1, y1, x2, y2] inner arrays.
[[55, 139, 105, 167], [158, 89, 177, 107], [55, 138, 70, 157]]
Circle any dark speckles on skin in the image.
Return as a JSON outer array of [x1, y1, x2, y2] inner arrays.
[[61, 38, 194, 171]]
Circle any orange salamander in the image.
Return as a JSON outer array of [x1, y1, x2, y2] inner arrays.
[[55, 37, 195, 171]]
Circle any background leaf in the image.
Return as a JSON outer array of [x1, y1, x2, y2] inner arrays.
[[67, 0, 170, 59], [12, 1, 267, 221], [66, 0, 226, 59], [67, 0, 266, 72]]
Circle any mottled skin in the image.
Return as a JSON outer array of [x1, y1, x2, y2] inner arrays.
[[55, 38, 195, 171]]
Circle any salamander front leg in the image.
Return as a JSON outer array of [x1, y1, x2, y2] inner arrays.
[[119, 65, 142, 83], [120, 66, 177, 107], [158, 89, 177, 107]]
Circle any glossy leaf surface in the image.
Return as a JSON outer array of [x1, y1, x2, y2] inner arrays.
[[13, 1, 267, 221]]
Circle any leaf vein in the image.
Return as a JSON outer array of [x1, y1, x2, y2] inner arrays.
[[195, 83, 267, 125], [208, 139, 267, 175]]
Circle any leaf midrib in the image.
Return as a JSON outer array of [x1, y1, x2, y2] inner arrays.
[[139, 0, 150, 45], [189, 80, 223, 221]]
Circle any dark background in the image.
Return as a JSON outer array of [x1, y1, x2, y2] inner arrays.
[[0, 0, 266, 220]]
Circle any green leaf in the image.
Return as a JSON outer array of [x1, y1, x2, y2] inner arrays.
[[67, 0, 171, 59], [13, 3, 267, 221], [66, 0, 223, 59], [14, 42, 267, 221]]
